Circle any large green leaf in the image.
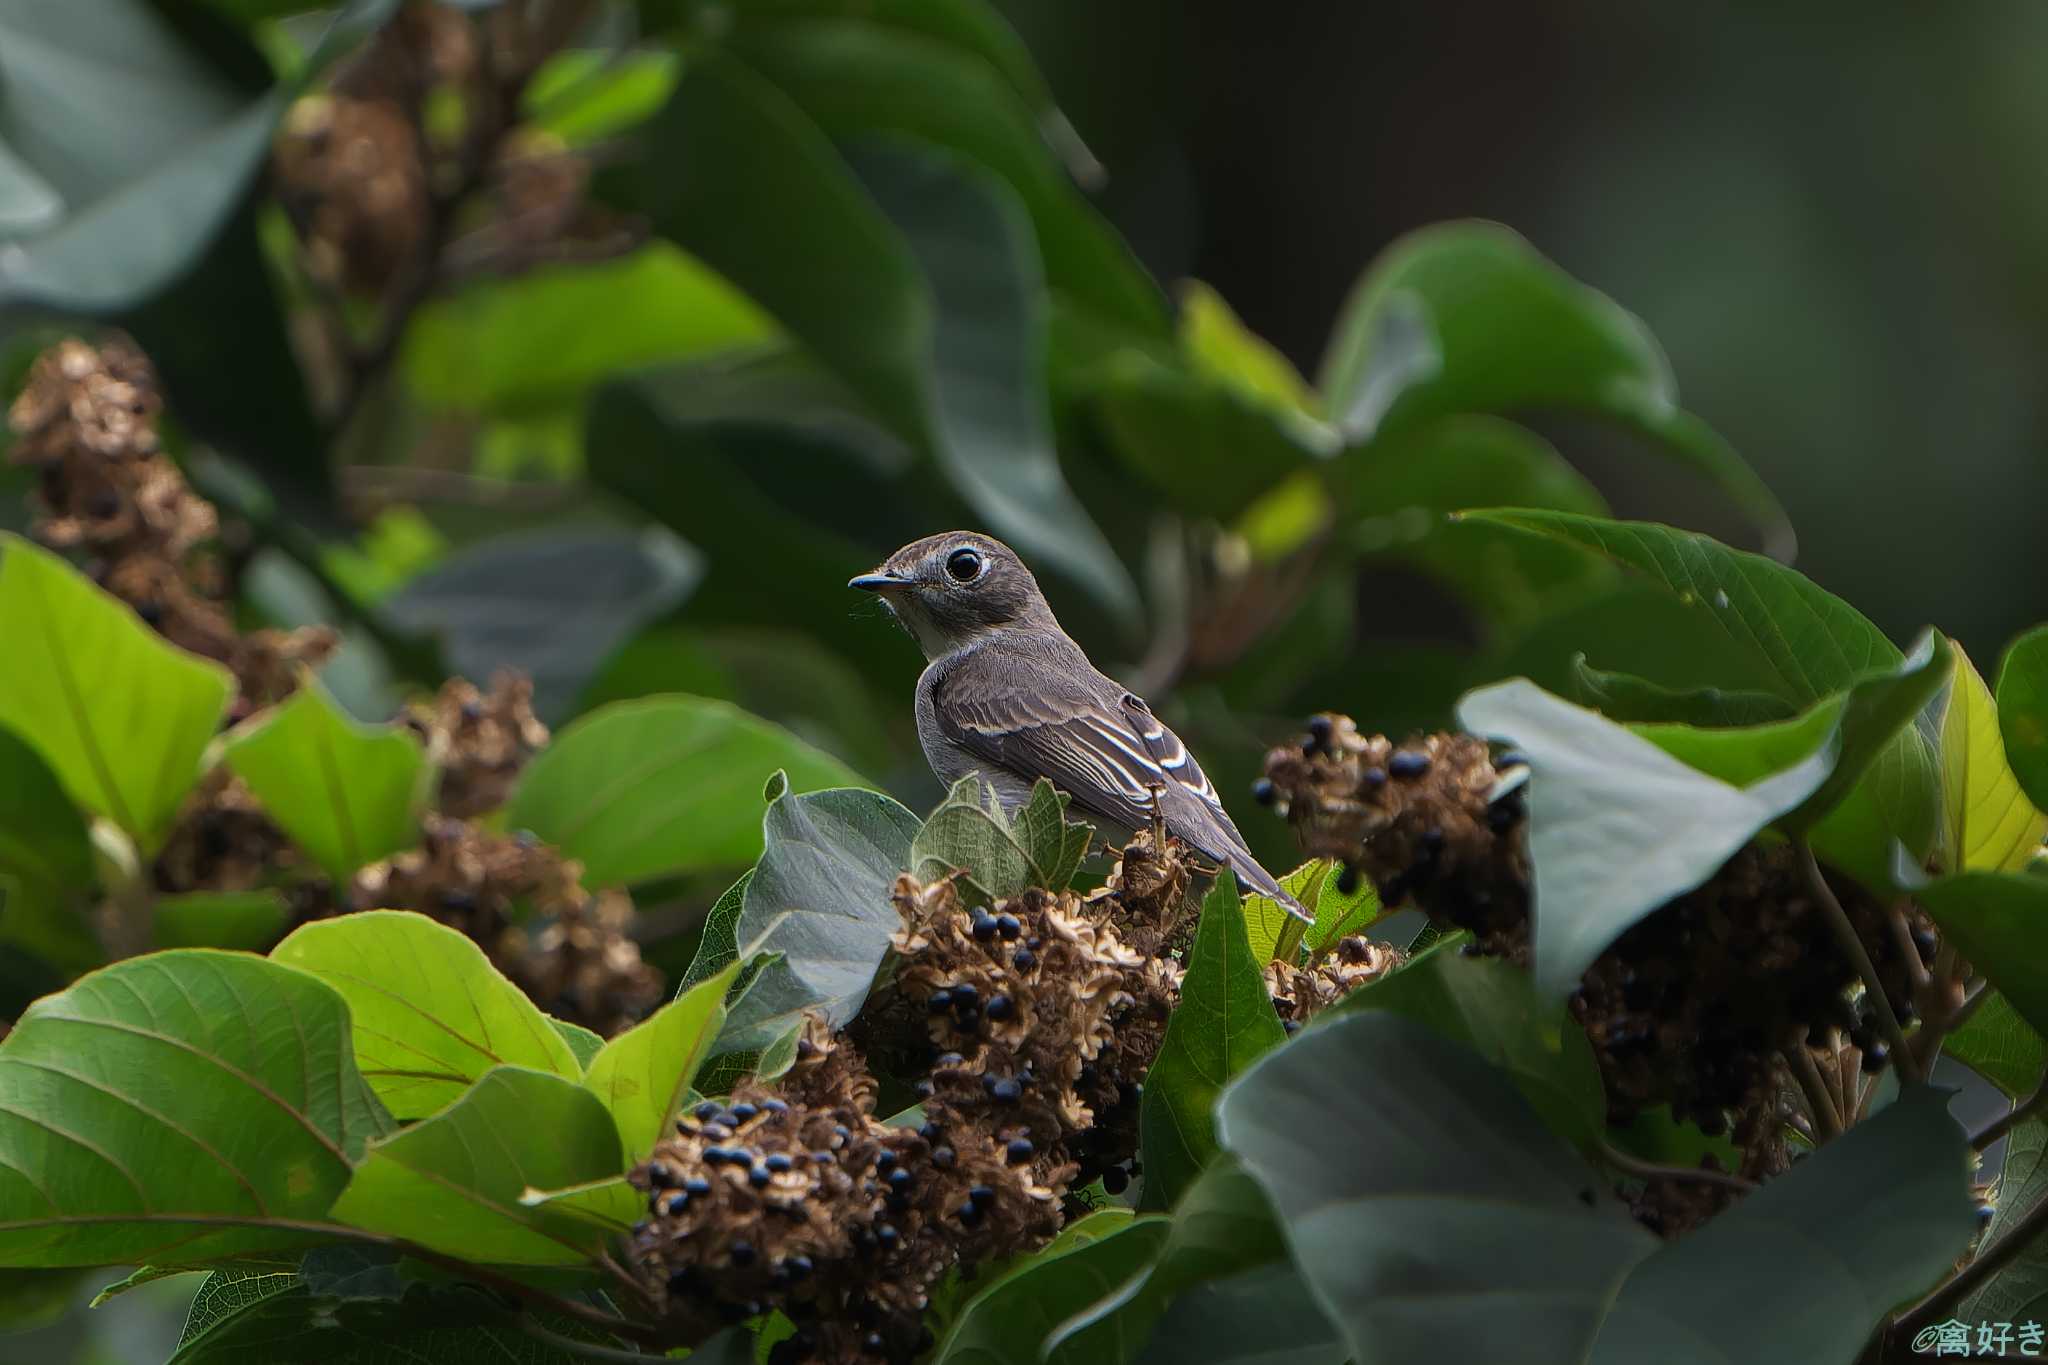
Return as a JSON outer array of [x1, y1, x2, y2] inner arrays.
[[505, 695, 864, 888], [1569, 658, 1797, 727], [1917, 873, 2048, 1043], [910, 775, 1094, 904], [934, 1212, 1169, 1365], [1133, 1262, 1344, 1365], [1316, 223, 1787, 548], [1323, 936, 1604, 1146], [717, 784, 922, 1051], [1943, 642, 2048, 873], [1960, 1116, 2048, 1327], [1241, 859, 1382, 965], [583, 961, 737, 1160], [1051, 1158, 1296, 1365], [402, 244, 777, 414], [1219, 1012, 1973, 1365], [681, 870, 751, 991], [1998, 625, 2048, 814], [153, 890, 291, 952], [221, 678, 429, 883], [1139, 873, 1287, 1210], [0, 728, 97, 970], [271, 911, 582, 1122], [383, 527, 701, 722], [1948, 991, 2046, 1099], [329, 1066, 626, 1266], [0, 535, 232, 849], [731, 18, 1164, 335], [0, 951, 391, 1267]]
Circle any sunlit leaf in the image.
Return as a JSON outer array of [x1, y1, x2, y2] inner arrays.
[[1998, 626, 2048, 814], [1942, 642, 2048, 873], [583, 961, 737, 1159]]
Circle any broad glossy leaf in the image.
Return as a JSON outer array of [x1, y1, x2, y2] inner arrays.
[[1317, 223, 1786, 547], [935, 1213, 1169, 1365], [1917, 873, 2048, 1042], [384, 527, 700, 721], [734, 19, 1164, 336], [1998, 626, 2048, 813], [718, 786, 922, 1050], [1569, 657, 1796, 727], [507, 695, 863, 888], [583, 962, 737, 1159], [330, 1066, 625, 1265], [153, 890, 290, 951], [1960, 1116, 2048, 1326], [1242, 859, 1382, 964], [910, 776, 1094, 904], [0, 729, 96, 970], [1139, 873, 1286, 1210], [852, 140, 1139, 626], [1134, 1262, 1343, 1365], [1052, 1158, 1291, 1364], [0, 535, 232, 848], [1219, 1012, 1972, 1365], [1947, 991, 2046, 1099], [1457, 680, 1837, 998], [402, 244, 776, 414], [0, 951, 390, 1266], [1943, 643, 2048, 873], [550, 1019, 605, 1071], [222, 678, 429, 883], [272, 911, 582, 1121], [682, 870, 751, 991], [1323, 936, 1604, 1145]]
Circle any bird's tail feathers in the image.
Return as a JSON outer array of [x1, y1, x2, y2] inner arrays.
[[1230, 856, 1311, 924]]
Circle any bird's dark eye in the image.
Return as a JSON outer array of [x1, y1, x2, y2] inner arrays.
[[945, 548, 984, 582]]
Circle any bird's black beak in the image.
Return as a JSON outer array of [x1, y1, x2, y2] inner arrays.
[[848, 572, 913, 591]]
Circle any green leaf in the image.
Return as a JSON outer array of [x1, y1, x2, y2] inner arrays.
[[0, 950, 390, 1267], [851, 140, 1140, 627], [1947, 991, 2046, 1099], [1569, 657, 1797, 727], [1133, 1263, 1343, 1365], [934, 1212, 1170, 1365], [1219, 1012, 1973, 1364], [1139, 873, 1287, 1211], [731, 18, 1164, 337], [1179, 281, 1317, 413], [682, 870, 752, 991], [1050, 1158, 1292, 1364], [1317, 223, 1787, 548], [549, 1019, 605, 1071], [1242, 859, 1384, 964], [329, 1065, 626, 1266], [154, 890, 291, 951], [1456, 681, 1836, 999], [402, 244, 777, 414], [910, 776, 1094, 903], [384, 527, 701, 722], [1323, 935, 1605, 1146], [1960, 1116, 2048, 1325], [221, 677, 428, 883], [718, 786, 922, 1051], [1461, 512, 1899, 708], [525, 47, 681, 143], [272, 911, 582, 1121], [583, 961, 737, 1160], [0, 534, 233, 848], [1917, 873, 2048, 1043], [1943, 642, 2048, 873], [0, 728, 98, 971], [1998, 625, 2048, 814], [507, 695, 864, 888]]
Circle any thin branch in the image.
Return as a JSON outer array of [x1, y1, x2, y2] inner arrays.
[[1788, 1039, 1845, 1139], [1975, 1086, 2048, 1153], [1896, 1190, 2048, 1337], [1597, 1140, 1758, 1194], [1800, 843, 1923, 1083]]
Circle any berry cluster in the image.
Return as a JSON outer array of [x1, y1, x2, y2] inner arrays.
[[1259, 714, 1927, 1218], [1263, 935, 1407, 1028], [352, 814, 662, 1035], [402, 672, 550, 820]]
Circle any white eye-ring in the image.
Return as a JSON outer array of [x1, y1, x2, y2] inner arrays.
[[945, 547, 985, 582]]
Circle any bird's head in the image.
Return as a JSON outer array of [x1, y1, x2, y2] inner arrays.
[[849, 532, 1054, 659]]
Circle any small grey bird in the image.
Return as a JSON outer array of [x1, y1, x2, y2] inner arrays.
[[851, 532, 1309, 921]]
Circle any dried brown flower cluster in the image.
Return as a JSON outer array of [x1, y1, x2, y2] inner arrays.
[[154, 770, 307, 898], [353, 815, 662, 1034], [1260, 715, 1926, 1221], [4, 337, 335, 710], [1263, 935, 1407, 1028], [403, 672, 550, 818]]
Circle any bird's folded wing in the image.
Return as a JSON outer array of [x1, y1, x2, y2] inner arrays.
[[934, 656, 1223, 835]]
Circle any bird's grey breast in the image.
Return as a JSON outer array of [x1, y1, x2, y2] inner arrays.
[[915, 649, 1041, 811]]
